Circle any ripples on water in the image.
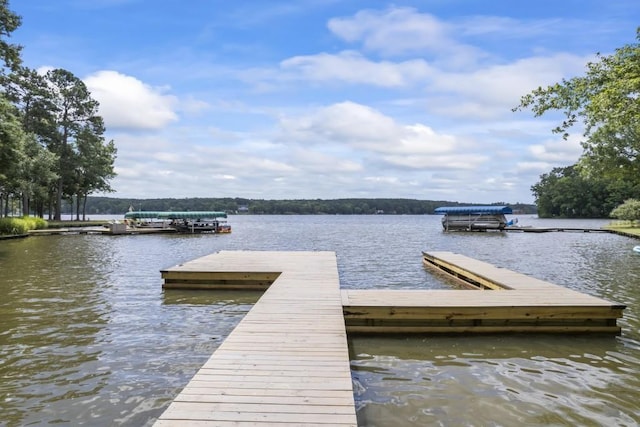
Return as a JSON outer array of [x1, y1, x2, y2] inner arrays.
[[1, 215, 639, 426]]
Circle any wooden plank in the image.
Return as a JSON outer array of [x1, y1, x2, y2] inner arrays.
[[342, 289, 624, 308], [161, 271, 281, 281], [342, 304, 623, 320], [157, 407, 356, 424], [177, 387, 355, 399], [347, 325, 622, 334], [160, 401, 355, 415], [155, 421, 346, 427], [174, 393, 353, 405]]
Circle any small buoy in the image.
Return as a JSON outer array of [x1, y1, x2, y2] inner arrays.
[[633, 246, 640, 253]]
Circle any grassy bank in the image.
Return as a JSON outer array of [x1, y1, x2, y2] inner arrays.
[[0, 218, 110, 236], [0, 217, 48, 235], [604, 221, 640, 238]]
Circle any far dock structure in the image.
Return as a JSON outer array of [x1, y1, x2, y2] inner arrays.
[[434, 205, 513, 231], [124, 210, 232, 234], [155, 250, 625, 425]]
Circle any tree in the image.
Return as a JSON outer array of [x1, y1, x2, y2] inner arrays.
[[515, 29, 640, 186], [530, 165, 624, 218], [0, 0, 23, 216], [0, 94, 27, 216], [4, 67, 53, 136], [0, 0, 21, 73], [610, 199, 640, 221], [16, 134, 58, 216], [3, 68, 61, 215], [580, 125, 640, 183], [73, 124, 117, 220], [42, 69, 103, 220]]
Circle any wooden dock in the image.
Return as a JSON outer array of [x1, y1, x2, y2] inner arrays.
[[504, 226, 610, 233], [342, 251, 625, 334], [28, 226, 177, 236], [154, 250, 625, 426], [155, 251, 357, 426]]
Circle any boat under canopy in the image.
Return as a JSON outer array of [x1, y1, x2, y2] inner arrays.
[[434, 206, 513, 215], [124, 211, 227, 220], [435, 206, 513, 231]]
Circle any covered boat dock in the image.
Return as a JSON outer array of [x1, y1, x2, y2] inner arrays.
[[434, 205, 513, 231]]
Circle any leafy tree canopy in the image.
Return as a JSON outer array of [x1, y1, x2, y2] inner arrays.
[[530, 164, 638, 218], [515, 28, 640, 139], [610, 199, 640, 221], [0, 0, 21, 72], [515, 29, 640, 185]]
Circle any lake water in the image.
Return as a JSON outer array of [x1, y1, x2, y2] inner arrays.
[[1, 214, 639, 426]]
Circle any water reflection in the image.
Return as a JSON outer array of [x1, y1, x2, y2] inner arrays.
[[161, 289, 261, 306]]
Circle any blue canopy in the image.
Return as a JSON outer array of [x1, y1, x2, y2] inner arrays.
[[125, 211, 227, 219], [434, 206, 513, 215]]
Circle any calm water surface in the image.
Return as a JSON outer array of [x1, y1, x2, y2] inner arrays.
[[1, 215, 639, 426]]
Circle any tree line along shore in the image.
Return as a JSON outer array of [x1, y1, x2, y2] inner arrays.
[[76, 197, 538, 217]]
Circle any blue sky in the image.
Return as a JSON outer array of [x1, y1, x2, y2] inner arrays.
[[11, 0, 640, 203]]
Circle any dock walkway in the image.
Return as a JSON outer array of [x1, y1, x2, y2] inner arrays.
[[155, 251, 357, 426]]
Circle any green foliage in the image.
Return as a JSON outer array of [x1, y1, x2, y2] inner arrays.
[[515, 29, 640, 187], [81, 196, 537, 216], [1, 66, 116, 219], [517, 29, 640, 217], [0, 217, 25, 234], [530, 164, 634, 218], [0, 0, 22, 72], [23, 215, 47, 229], [0, 216, 46, 235], [0, 94, 26, 188], [515, 29, 640, 140], [610, 199, 640, 221]]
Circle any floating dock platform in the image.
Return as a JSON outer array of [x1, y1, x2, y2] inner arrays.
[[504, 226, 610, 233], [342, 252, 625, 334], [155, 250, 625, 425], [28, 225, 177, 236]]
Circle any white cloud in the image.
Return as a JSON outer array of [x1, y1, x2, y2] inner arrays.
[[83, 70, 179, 130], [528, 135, 583, 163], [280, 51, 432, 87], [328, 7, 485, 66], [278, 101, 484, 171], [427, 53, 591, 119], [329, 7, 450, 55], [278, 101, 397, 146], [290, 147, 363, 173]]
